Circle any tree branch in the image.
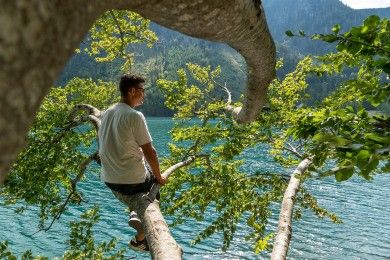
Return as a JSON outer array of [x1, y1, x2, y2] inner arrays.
[[212, 79, 241, 119], [337, 35, 390, 55], [32, 151, 100, 235], [80, 114, 101, 133], [271, 157, 313, 260], [145, 156, 196, 202], [69, 104, 102, 119], [112, 192, 183, 259], [68, 104, 102, 134], [33, 105, 103, 234], [109, 10, 126, 56], [283, 142, 303, 159]]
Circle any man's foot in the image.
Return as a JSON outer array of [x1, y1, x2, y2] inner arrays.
[[128, 211, 142, 233], [129, 237, 149, 252]]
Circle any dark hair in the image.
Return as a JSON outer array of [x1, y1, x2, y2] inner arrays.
[[119, 74, 145, 97]]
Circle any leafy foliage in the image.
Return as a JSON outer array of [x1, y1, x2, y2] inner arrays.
[[1, 78, 118, 228], [284, 15, 389, 181], [83, 10, 157, 71], [157, 63, 339, 252], [154, 16, 389, 251], [63, 206, 126, 259], [317, 15, 390, 74]]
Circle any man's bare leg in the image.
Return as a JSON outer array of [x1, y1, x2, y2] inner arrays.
[[128, 211, 145, 241]]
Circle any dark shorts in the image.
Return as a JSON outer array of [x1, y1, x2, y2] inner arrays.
[[105, 170, 160, 200]]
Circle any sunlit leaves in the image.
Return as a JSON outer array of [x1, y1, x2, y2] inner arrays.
[[2, 13, 388, 257], [268, 56, 312, 123], [1, 79, 118, 227], [157, 64, 226, 120], [157, 63, 290, 251], [281, 15, 389, 180], [64, 206, 126, 259], [294, 188, 342, 223], [85, 10, 157, 71]]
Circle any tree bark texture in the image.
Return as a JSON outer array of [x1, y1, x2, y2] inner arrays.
[[0, 0, 107, 184], [112, 192, 182, 260], [0, 0, 275, 185], [271, 158, 312, 260]]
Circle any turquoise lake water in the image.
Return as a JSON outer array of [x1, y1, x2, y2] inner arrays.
[[1, 117, 390, 259]]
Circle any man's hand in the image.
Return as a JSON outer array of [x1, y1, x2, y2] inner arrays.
[[156, 175, 168, 186]]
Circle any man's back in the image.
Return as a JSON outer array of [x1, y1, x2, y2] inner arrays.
[[98, 103, 152, 184]]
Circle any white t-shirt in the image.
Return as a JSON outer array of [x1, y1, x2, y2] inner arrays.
[[98, 103, 152, 184]]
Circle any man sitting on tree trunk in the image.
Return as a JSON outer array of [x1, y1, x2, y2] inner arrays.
[[98, 74, 167, 252]]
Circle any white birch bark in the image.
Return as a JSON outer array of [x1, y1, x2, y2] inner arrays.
[[271, 158, 312, 260], [112, 192, 182, 260]]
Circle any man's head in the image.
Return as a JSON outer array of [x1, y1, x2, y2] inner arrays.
[[119, 74, 146, 108]]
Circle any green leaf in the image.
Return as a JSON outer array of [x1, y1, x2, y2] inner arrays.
[[365, 133, 390, 145], [332, 24, 341, 34], [363, 15, 380, 29], [364, 155, 380, 174], [321, 34, 339, 43], [313, 133, 349, 146], [334, 166, 354, 182], [285, 30, 294, 37], [356, 150, 370, 170], [350, 27, 361, 37]]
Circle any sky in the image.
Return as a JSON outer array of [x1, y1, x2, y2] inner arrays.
[[340, 0, 390, 9]]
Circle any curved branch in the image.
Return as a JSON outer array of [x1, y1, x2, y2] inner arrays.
[[222, 82, 232, 105], [271, 158, 313, 260], [115, 0, 276, 124], [212, 79, 241, 119], [80, 114, 102, 134], [109, 10, 126, 55], [68, 104, 102, 134], [145, 156, 196, 202], [69, 104, 102, 120], [222, 83, 242, 119]]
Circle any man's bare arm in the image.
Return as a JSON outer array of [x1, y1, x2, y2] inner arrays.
[[140, 142, 167, 185]]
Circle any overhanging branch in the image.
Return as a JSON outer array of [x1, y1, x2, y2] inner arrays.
[[145, 156, 196, 202]]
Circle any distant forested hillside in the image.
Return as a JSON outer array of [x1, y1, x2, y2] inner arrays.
[[57, 0, 390, 116], [264, 0, 390, 54]]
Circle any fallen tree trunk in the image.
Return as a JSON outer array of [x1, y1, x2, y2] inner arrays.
[[271, 158, 312, 260], [0, 0, 275, 183]]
